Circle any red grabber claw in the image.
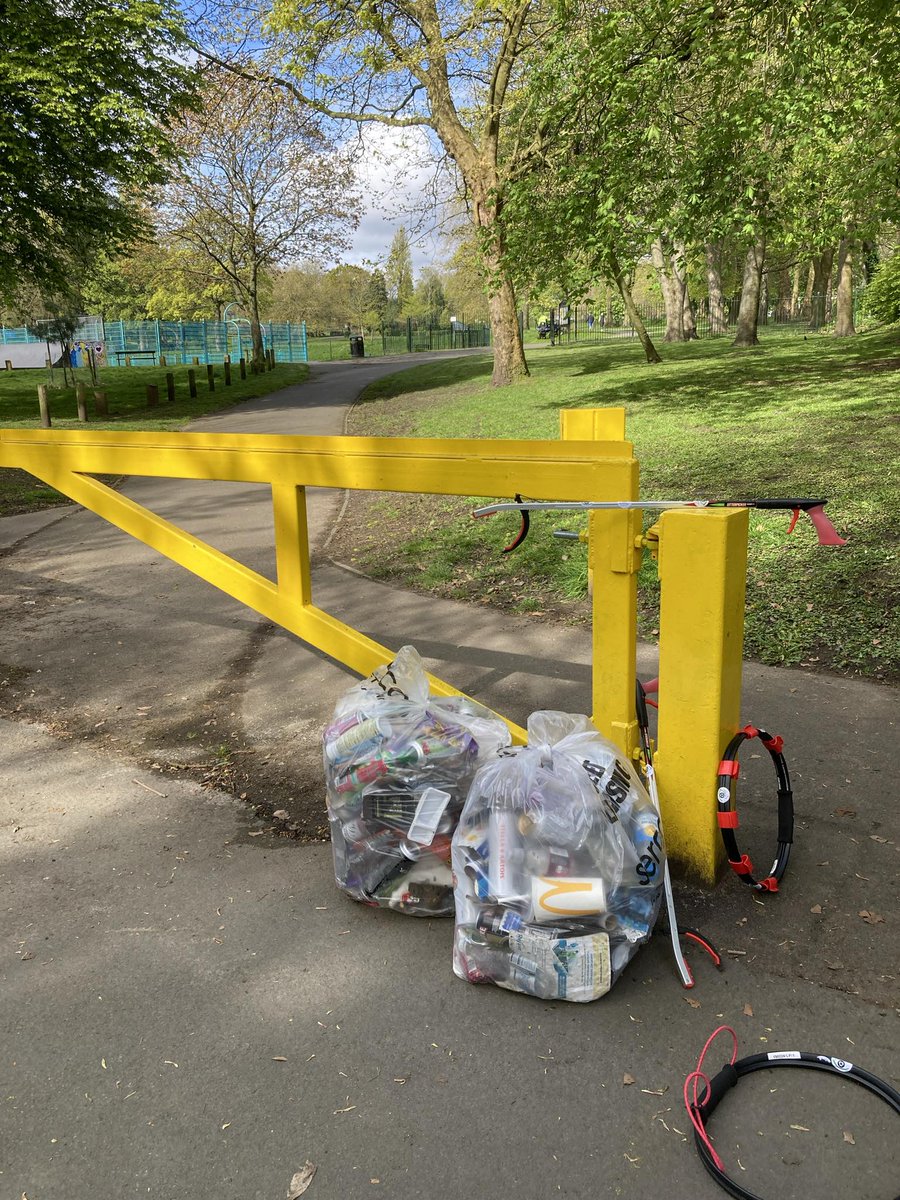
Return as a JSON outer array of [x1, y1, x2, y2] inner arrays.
[[807, 504, 847, 546]]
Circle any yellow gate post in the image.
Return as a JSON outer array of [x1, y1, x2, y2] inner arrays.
[[560, 408, 642, 759], [653, 508, 749, 883]]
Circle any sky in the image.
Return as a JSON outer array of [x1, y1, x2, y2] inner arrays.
[[342, 125, 451, 274]]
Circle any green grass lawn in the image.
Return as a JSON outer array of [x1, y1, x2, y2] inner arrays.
[[336, 328, 899, 681], [0, 360, 308, 515]]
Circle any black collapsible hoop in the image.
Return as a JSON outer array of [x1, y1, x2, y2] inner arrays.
[[716, 725, 793, 892]]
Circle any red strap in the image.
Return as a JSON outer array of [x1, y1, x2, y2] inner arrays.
[[757, 876, 779, 893], [718, 760, 740, 777], [729, 854, 754, 876], [717, 811, 739, 828], [742, 724, 759, 739], [762, 734, 784, 754]]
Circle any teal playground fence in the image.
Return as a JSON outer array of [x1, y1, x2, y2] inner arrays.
[[0, 318, 309, 367]]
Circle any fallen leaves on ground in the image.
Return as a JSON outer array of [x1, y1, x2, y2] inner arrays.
[[810, 904, 823, 914], [623, 1073, 635, 1085], [833, 807, 856, 818], [288, 1161, 317, 1198], [843, 1131, 856, 1145], [743, 1003, 754, 1017], [684, 997, 701, 1009], [859, 910, 885, 924]]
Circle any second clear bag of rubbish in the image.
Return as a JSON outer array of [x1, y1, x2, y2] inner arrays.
[[324, 645, 511, 916], [452, 712, 665, 1001]]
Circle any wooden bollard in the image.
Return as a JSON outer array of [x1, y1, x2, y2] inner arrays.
[[224, 360, 231, 386], [206, 363, 215, 391], [94, 389, 109, 417], [239, 358, 246, 379], [166, 372, 175, 403], [4, 360, 12, 371], [192, 356, 200, 366], [159, 354, 167, 368], [187, 369, 197, 398], [269, 349, 276, 368], [76, 382, 88, 422], [146, 383, 159, 407], [37, 384, 51, 428]]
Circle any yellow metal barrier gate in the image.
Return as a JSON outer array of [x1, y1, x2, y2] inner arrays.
[[0, 408, 747, 883]]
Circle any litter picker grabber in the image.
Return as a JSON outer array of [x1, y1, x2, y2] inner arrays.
[[473, 496, 847, 552]]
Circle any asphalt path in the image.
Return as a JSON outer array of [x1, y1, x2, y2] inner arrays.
[[1, 354, 897, 1199]]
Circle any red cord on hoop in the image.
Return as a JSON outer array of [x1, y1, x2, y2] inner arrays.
[[683, 1025, 738, 1172]]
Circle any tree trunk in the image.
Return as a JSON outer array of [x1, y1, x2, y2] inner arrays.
[[790, 264, 801, 317], [478, 234, 528, 385], [808, 248, 834, 330], [802, 261, 815, 318], [607, 250, 662, 364], [651, 238, 684, 341], [704, 243, 727, 334], [833, 239, 855, 337], [757, 272, 768, 325], [672, 242, 697, 338], [732, 235, 766, 348]]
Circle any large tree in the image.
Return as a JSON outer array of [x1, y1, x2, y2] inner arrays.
[[0, 0, 196, 304], [160, 68, 360, 361], [206, 0, 546, 385]]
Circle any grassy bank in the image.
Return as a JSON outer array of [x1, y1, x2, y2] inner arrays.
[[0, 361, 308, 516], [328, 329, 899, 681]]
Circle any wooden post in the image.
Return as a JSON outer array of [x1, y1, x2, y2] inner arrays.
[[94, 389, 109, 417], [76, 382, 88, 422], [239, 357, 246, 379], [192, 356, 200, 366], [224, 360, 231, 386], [166, 372, 175, 403], [187, 369, 197, 398], [206, 363, 215, 391], [37, 384, 51, 428], [125, 355, 132, 368], [146, 383, 159, 407], [4, 360, 11, 371], [159, 353, 167, 368]]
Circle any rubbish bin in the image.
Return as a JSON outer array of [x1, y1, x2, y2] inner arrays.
[[349, 335, 365, 359]]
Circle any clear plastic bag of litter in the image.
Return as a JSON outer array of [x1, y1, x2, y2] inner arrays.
[[324, 645, 512, 916], [451, 711, 665, 1000]]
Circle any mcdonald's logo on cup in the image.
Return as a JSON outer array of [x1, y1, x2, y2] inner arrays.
[[531, 876, 607, 922]]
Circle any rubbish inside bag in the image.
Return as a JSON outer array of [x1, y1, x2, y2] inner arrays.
[[452, 711, 665, 1000], [324, 646, 512, 916]]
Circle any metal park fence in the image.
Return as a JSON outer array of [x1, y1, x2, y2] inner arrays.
[[305, 318, 492, 361], [528, 291, 864, 346]]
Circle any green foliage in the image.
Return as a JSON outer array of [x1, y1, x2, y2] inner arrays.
[[384, 227, 415, 312], [0, 0, 198, 304], [861, 254, 900, 324]]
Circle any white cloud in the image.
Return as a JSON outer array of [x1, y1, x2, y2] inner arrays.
[[342, 124, 454, 273]]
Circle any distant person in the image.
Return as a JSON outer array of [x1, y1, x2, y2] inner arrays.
[[587, 313, 595, 330]]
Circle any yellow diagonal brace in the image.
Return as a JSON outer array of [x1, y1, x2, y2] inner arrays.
[[24, 462, 527, 742]]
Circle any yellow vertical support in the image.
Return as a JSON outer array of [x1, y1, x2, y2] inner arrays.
[[561, 408, 641, 759], [272, 483, 311, 608], [654, 508, 748, 883]]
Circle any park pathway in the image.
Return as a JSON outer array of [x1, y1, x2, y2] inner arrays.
[[1, 353, 897, 1200]]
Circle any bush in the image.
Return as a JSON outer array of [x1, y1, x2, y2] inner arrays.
[[861, 253, 900, 324]]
